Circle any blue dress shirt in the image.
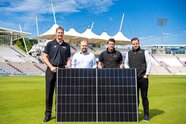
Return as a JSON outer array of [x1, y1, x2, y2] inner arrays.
[[72, 51, 97, 68]]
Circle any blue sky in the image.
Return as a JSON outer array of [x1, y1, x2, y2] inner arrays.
[[0, 0, 186, 45]]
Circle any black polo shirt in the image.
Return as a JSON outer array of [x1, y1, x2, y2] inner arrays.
[[99, 48, 123, 68], [43, 39, 71, 67]]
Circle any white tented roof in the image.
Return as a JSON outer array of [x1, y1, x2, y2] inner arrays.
[[80, 29, 109, 43], [36, 24, 130, 45], [0, 27, 31, 45], [38, 24, 59, 40], [63, 28, 83, 41], [99, 32, 112, 41], [113, 31, 130, 45], [0, 27, 31, 36]]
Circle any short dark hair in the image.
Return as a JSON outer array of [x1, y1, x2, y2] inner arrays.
[[56, 26, 64, 33], [131, 37, 139, 42], [107, 38, 115, 44]]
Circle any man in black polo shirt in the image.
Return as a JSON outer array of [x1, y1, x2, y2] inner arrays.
[[98, 38, 123, 68], [42, 27, 71, 122]]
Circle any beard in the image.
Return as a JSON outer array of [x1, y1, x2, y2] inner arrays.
[[82, 48, 87, 53]]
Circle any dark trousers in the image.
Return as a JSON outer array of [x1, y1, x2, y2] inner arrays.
[[45, 67, 56, 116], [137, 77, 149, 116]]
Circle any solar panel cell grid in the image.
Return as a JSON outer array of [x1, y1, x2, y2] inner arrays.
[[56, 68, 138, 122]]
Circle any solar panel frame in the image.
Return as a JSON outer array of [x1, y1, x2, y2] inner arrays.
[[56, 68, 138, 122]]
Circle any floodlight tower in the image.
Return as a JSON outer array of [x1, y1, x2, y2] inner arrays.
[[157, 18, 168, 44]]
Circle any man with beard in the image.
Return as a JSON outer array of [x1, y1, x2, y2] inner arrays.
[[71, 40, 97, 68]]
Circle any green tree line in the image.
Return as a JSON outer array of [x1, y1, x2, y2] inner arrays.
[[13, 38, 38, 52]]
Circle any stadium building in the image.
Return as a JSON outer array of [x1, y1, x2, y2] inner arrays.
[[0, 27, 46, 76], [0, 26, 186, 76]]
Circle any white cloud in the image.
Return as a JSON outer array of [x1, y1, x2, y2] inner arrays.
[[139, 35, 162, 45], [74, 0, 115, 14], [162, 32, 172, 36], [0, 0, 116, 37], [0, 20, 19, 30], [1, 0, 50, 14], [139, 35, 155, 40], [139, 32, 186, 45], [1, 0, 115, 14]]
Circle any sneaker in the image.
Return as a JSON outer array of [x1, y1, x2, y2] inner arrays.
[[143, 115, 149, 122]]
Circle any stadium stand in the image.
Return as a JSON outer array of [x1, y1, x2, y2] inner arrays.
[[150, 66, 170, 75], [0, 45, 46, 75], [149, 45, 186, 74], [0, 45, 39, 63], [153, 54, 183, 67], [0, 62, 24, 75], [1, 27, 186, 76], [175, 54, 186, 67], [149, 55, 160, 66], [0, 46, 26, 62], [2, 44, 186, 76], [0, 27, 47, 76], [0, 66, 11, 76]]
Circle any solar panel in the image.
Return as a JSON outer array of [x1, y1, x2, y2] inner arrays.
[[56, 68, 138, 122]]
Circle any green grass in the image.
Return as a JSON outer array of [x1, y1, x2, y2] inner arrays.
[[0, 75, 186, 124]]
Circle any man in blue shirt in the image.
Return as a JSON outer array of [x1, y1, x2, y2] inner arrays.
[[71, 40, 97, 68]]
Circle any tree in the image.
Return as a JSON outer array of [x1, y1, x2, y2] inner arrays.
[[14, 38, 38, 52]]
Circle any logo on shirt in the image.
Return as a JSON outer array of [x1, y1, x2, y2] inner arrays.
[[54, 45, 57, 48], [113, 55, 118, 58], [62, 46, 67, 49]]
